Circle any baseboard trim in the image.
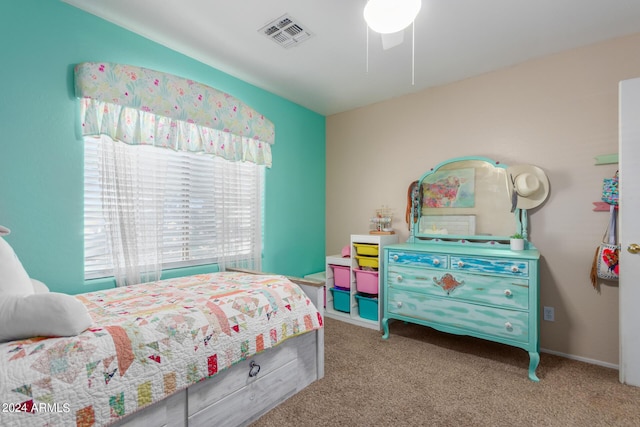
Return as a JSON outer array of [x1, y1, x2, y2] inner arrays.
[[540, 347, 618, 370]]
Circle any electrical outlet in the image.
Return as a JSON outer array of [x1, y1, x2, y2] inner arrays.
[[543, 306, 555, 322]]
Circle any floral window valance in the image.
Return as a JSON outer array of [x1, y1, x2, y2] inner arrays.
[[74, 62, 275, 167]]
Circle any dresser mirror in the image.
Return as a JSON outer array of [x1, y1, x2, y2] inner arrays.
[[411, 156, 518, 242]]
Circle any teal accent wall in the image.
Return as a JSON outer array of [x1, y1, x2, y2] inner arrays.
[[0, 1, 326, 294]]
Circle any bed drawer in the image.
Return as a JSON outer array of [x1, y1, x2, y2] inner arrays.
[[387, 288, 529, 343], [387, 265, 529, 310], [450, 255, 529, 277], [387, 250, 448, 269], [188, 339, 296, 417], [187, 331, 317, 427], [189, 357, 297, 427]]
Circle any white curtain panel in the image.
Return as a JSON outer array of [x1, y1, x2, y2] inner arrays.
[[99, 135, 166, 287]]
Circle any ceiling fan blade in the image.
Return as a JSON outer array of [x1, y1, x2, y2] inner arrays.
[[381, 31, 404, 50]]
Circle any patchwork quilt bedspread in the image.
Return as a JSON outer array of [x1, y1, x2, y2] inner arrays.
[[0, 272, 323, 427]]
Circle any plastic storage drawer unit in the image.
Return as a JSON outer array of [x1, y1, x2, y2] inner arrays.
[[330, 287, 350, 313], [354, 268, 379, 294], [355, 255, 379, 269], [353, 243, 379, 257], [356, 294, 378, 321], [330, 264, 351, 289]]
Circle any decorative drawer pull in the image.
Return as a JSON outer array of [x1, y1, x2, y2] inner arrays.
[[396, 275, 403, 283], [504, 289, 512, 297], [433, 273, 464, 294], [505, 322, 513, 330], [433, 259, 440, 266], [397, 301, 403, 308], [392, 254, 399, 261], [248, 360, 260, 377], [511, 266, 519, 273], [457, 261, 465, 267]]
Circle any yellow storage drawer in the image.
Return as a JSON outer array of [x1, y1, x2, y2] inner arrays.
[[356, 255, 379, 269], [353, 243, 379, 257]]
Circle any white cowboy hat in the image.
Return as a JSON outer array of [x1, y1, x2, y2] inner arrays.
[[507, 164, 550, 210]]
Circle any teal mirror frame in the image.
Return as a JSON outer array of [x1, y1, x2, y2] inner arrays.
[[409, 156, 527, 244]]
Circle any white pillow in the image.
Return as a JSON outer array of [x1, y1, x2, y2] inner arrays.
[[0, 237, 34, 296], [31, 278, 50, 294], [0, 293, 93, 343]]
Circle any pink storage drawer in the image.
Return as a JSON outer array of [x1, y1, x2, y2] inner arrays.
[[354, 268, 379, 294], [330, 264, 351, 289]]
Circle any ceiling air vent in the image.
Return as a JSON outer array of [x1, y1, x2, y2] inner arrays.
[[259, 14, 313, 49]]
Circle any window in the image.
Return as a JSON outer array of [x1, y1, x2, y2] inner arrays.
[[84, 135, 264, 280]]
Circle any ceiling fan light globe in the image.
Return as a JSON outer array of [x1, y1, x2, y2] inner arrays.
[[364, 0, 422, 34]]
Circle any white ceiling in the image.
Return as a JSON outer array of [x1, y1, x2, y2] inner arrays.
[[63, 0, 640, 116]]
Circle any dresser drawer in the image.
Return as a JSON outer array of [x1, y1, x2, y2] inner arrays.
[[387, 265, 529, 310], [387, 288, 529, 343], [450, 255, 528, 277], [387, 250, 448, 269]]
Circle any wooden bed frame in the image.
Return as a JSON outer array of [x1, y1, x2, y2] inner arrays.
[[112, 270, 325, 427]]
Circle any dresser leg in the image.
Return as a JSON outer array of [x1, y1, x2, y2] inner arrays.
[[528, 351, 540, 382], [382, 318, 390, 339]]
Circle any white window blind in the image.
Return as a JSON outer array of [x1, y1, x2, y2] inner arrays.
[[84, 135, 264, 280]]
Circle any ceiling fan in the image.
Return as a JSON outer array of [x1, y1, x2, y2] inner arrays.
[[364, 0, 422, 50], [364, 0, 422, 84]]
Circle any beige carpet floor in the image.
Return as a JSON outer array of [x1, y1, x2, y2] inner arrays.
[[251, 317, 640, 427]]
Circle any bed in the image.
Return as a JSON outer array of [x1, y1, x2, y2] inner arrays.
[[0, 271, 324, 427]]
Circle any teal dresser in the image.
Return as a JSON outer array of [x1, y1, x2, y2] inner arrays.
[[388, 155, 549, 381], [382, 241, 540, 381]]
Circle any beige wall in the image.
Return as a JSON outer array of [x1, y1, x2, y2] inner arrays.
[[326, 32, 640, 366]]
